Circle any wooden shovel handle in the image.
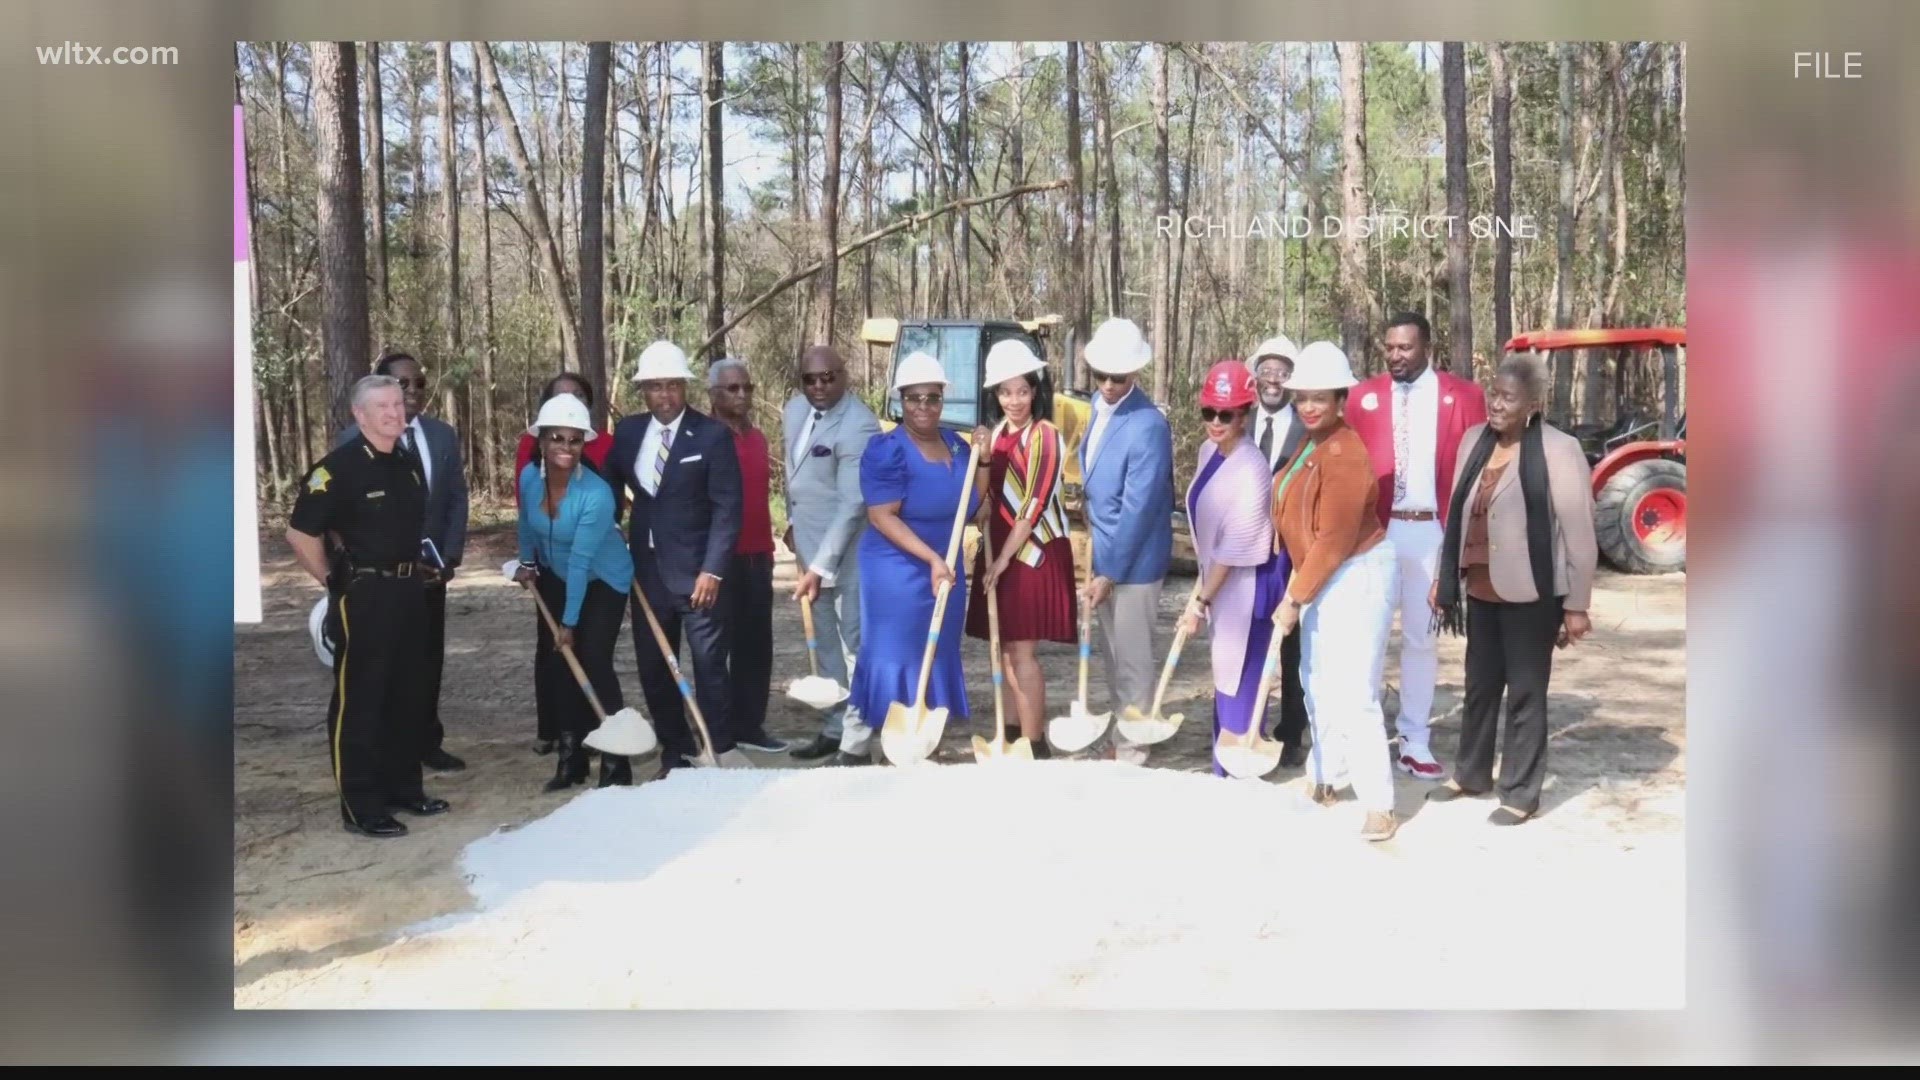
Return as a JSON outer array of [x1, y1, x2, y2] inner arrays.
[[799, 593, 820, 677], [524, 581, 610, 725], [1146, 579, 1206, 718], [628, 578, 718, 766]]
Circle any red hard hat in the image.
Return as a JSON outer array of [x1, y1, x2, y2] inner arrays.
[[1198, 359, 1256, 409]]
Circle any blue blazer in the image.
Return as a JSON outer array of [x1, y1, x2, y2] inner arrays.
[[1078, 386, 1174, 584], [517, 462, 635, 627], [604, 406, 743, 598]]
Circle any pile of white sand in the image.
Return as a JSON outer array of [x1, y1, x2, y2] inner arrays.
[[250, 763, 1682, 1009]]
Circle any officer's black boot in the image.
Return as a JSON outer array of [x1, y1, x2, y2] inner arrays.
[[597, 751, 632, 787], [545, 734, 586, 792]]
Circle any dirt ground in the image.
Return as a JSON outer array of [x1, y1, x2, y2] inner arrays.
[[234, 524, 1685, 1005]]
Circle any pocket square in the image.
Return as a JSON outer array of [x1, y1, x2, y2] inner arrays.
[[810, 444, 832, 458], [678, 454, 703, 464]]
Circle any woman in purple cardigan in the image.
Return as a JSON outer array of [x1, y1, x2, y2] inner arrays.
[[1178, 361, 1289, 777]]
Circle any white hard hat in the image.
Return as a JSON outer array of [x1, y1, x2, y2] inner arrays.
[[309, 596, 336, 668], [892, 351, 950, 392], [1082, 318, 1152, 375], [1284, 341, 1360, 391], [982, 339, 1047, 388], [1245, 334, 1301, 375], [633, 340, 694, 382], [526, 393, 597, 439]]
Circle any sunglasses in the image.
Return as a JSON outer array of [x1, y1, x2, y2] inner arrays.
[[1092, 372, 1130, 386], [1199, 407, 1243, 424], [716, 382, 754, 394], [392, 377, 428, 390], [902, 393, 944, 408], [801, 372, 838, 387], [544, 432, 587, 448]]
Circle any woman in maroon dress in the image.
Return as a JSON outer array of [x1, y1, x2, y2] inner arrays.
[[968, 340, 1079, 758]]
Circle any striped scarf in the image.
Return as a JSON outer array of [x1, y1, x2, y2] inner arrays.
[[998, 419, 1069, 568]]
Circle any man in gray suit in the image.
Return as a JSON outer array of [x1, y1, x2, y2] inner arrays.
[[336, 351, 470, 773], [781, 345, 882, 762]]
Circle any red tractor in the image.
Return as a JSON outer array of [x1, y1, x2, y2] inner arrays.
[[1504, 328, 1686, 575]]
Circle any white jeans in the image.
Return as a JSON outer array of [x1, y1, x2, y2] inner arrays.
[[1301, 542, 1400, 813], [1386, 517, 1444, 754]]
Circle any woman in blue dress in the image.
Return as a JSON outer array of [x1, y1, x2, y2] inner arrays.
[[841, 352, 984, 764]]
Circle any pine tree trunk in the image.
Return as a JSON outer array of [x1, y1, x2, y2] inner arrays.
[[313, 41, 373, 436], [436, 43, 462, 426], [1442, 42, 1473, 374], [1065, 41, 1088, 386], [1091, 44, 1122, 319], [1149, 44, 1171, 394], [1334, 42, 1375, 365], [1489, 42, 1514, 357], [580, 42, 611, 421], [470, 44, 498, 497], [364, 43, 389, 325], [1552, 43, 1577, 423], [703, 42, 727, 356], [812, 42, 844, 346]]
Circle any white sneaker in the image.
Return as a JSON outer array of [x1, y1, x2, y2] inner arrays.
[[1395, 744, 1445, 781]]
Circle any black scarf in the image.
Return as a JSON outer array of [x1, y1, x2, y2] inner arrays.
[[1433, 413, 1556, 636]]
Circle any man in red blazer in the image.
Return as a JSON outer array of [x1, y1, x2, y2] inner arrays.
[[1344, 312, 1487, 780]]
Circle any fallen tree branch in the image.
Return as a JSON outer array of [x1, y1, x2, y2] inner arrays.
[[695, 178, 1070, 359]]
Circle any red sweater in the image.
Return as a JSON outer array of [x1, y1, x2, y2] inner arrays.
[[732, 426, 775, 556]]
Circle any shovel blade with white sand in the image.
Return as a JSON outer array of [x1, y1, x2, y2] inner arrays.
[[1214, 609, 1291, 779], [584, 707, 658, 758], [881, 705, 946, 766], [1114, 579, 1206, 746], [1048, 699, 1112, 754], [787, 675, 850, 711], [787, 597, 850, 710], [1048, 602, 1111, 753]]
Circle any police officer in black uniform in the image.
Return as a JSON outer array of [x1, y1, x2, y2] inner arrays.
[[285, 374, 451, 838]]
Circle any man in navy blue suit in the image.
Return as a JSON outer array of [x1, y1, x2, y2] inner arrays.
[[605, 340, 744, 779]]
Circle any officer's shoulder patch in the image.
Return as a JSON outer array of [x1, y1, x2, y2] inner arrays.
[[308, 466, 332, 493]]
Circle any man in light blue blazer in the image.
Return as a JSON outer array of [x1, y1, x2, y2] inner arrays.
[[1076, 319, 1174, 746], [781, 345, 882, 762]]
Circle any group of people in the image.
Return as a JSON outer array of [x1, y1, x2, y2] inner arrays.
[[286, 309, 1600, 845]]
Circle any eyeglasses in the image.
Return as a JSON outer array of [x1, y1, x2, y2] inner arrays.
[[392, 377, 427, 390], [544, 432, 586, 447], [801, 372, 838, 387], [716, 383, 754, 395], [902, 393, 944, 408], [1092, 372, 1130, 386], [1199, 407, 1242, 424]]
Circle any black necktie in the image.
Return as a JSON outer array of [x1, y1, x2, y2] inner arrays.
[[1259, 414, 1274, 462], [403, 427, 418, 459]]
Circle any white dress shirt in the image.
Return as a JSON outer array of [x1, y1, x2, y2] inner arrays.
[[1254, 404, 1296, 471], [634, 410, 686, 498], [405, 415, 433, 493], [1392, 366, 1441, 513], [1086, 393, 1118, 464]]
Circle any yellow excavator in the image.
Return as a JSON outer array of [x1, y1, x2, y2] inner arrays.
[[859, 313, 1094, 500], [859, 314, 1097, 577]]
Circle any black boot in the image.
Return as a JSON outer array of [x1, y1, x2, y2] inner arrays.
[[544, 734, 588, 792], [597, 751, 633, 787], [1030, 736, 1052, 761]]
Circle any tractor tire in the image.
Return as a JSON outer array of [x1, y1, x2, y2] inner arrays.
[[1595, 458, 1687, 575]]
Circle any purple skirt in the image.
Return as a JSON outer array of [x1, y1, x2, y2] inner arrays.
[[1210, 549, 1292, 776]]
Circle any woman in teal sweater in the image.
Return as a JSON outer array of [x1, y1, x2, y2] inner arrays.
[[516, 394, 637, 789]]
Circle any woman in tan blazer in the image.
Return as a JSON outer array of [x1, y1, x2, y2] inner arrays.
[[1271, 342, 1401, 843], [1427, 355, 1598, 825]]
